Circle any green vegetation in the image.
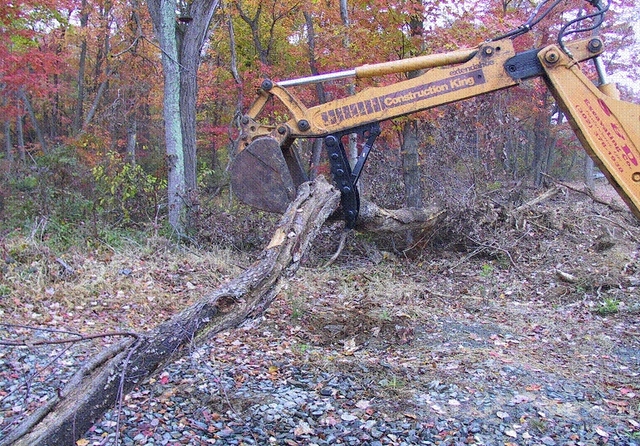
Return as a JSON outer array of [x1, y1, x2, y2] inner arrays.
[[379, 375, 405, 389], [1, 147, 168, 246], [0, 284, 10, 297], [480, 263, 494, 278], [593, 298, 620, 316], [288, 296, 308, 320]]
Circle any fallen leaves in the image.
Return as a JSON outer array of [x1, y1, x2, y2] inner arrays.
[[595, 426, 610, 438], [504, 428, 517, 438], [293, 420, 314, 436]]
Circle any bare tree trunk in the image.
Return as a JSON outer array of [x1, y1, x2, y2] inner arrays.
[[303, 10, 326, 105], [3, 118, 12, 163], [16, 113, 25, 162], [532, 114, 547, 187], [178, 1, 220, 230], [19, 88, 47, 153], [126, 116, 137, 164], [336, 0, 358, 168], [149, 0, 186, 234], [148, 0, 220, 235], [302, 9, 327, 178], [73, 0, 89, 134], [83, 78, 108, 129], [401, 11, 426, 211], [402, 120, 423, 208], [584, 154, 595, 190]]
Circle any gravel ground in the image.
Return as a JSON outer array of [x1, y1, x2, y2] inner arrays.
[[4, 306, 637, 446], [81, 317, 639, 446]]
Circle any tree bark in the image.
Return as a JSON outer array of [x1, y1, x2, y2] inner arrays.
[[16, 110, 25, 162], [584, 153, 595, 190], [148, 0, 187, 234], [177, 0, 220, 228], [302, 9, 327, 178], [401, 120, 423, 208], [3, 118, 12, 163], [72, 0, 89, 134], [125, 116, 137, 164], [19, 88, 47, 153], [148, 0, 220, 235], [358, 200, 444, 234]]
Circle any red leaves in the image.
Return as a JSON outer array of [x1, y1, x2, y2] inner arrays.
[[158, 373, 170, 385]]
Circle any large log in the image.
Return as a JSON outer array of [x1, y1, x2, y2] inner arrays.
[[4, 177, 445, 445], [358, 200, 445, 233], [4, 178, 340, 446]]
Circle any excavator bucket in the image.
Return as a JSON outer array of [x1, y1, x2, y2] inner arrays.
[[230, 137, 304, 214]]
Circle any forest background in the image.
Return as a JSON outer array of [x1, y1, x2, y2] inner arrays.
[[1, 0, 639, 243], [2, 0, 640, 443]]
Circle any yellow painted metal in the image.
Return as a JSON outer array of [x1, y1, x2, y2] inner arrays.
[[540, 44, 640, 219], [354, 48, 477, 79], [280, 40, 518, 137], [598, 83, 620, 100], [240, 38, 605, 142]]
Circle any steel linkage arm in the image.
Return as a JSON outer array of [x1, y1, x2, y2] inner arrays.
[[540, 43, 640, 219]]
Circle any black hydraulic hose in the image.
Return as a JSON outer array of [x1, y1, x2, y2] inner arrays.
[[490, 0, 608, 46], [558, 0, 609, 54], [490, 0, 564, 41]]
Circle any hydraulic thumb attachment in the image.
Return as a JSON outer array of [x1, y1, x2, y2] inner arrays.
[[230, 46, 480, 225]]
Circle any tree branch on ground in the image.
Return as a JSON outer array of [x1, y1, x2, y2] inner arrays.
[[541, 173, 626, 213], [3, 177, 339, 446]]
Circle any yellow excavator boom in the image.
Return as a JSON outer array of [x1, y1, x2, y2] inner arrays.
[[231, 0, 640, 227], [540, 44, 640, 219]]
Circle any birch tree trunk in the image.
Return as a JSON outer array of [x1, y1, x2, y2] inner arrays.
[[156, 0, 186, 233], [147, 0, 219, 235]]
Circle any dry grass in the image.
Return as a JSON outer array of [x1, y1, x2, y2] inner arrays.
[[0, 229, 249, 334]]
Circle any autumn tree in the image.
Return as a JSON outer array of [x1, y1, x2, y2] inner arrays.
[[146, 0, 221, 235], [0, 0, 73, 156]]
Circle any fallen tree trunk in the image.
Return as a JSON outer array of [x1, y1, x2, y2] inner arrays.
[[5, 177, 445, 445], [6, 178, 340, 446], [358, 200, 446, 233]]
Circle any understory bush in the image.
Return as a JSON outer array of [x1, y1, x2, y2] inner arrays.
[[92, 152, 167, 227], [0, 147, 168, 246]]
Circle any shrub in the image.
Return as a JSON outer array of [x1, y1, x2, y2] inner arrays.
[[92, 152, 167, 226]]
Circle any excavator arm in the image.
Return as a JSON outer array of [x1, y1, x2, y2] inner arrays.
[[540, 44, 640, 220], [231, 0, 640, 228]]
